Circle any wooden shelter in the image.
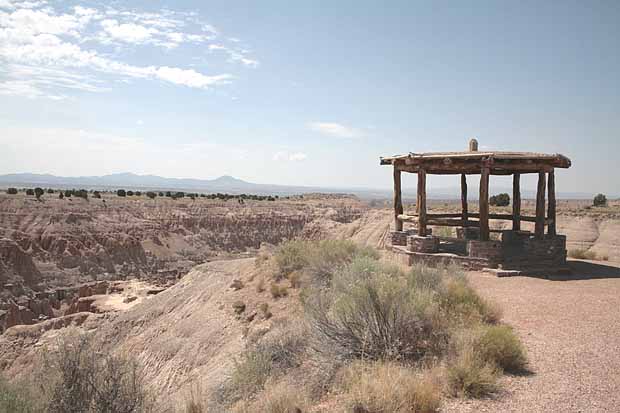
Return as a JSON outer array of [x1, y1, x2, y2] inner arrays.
[[380, 139, 572, 273]]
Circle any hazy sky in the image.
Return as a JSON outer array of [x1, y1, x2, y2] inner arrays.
[[1, 0, 618, 193]]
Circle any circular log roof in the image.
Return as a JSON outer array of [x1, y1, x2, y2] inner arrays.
[[380, 151, 571, 175]]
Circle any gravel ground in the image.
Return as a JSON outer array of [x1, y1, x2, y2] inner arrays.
[[442, 260, 620, 413]]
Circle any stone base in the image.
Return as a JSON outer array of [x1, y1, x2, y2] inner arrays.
[[389, 228, 432, 246], [407, 235, 439, 253]]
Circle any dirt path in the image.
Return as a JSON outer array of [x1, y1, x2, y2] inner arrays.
[[443, 260, 620, 412]]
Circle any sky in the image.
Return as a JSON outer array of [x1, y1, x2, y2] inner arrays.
[[0, 0, 619, 194]]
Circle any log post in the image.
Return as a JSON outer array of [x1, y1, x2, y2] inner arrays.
[[479, 166, 490, 241], [417, 169, 427, 236], [547, 169, 556, 236], [461, 174, 468, 222], [393, 167, 404, 231], [512, 173, 521, 231], [535, 171, 546, 239]]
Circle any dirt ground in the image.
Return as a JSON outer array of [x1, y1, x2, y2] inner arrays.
[[443, 259, 620, 412]]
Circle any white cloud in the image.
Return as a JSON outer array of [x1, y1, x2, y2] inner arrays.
[[208, 43, 259, 68], [101, 19, 155, 43], [273, 151, 307, 161], [289, 152, 307, 161], [308, 122, 362, 139], [0, 1, 256, 98]]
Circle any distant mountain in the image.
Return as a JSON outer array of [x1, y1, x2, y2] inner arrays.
[[0, 172, 601, 200]]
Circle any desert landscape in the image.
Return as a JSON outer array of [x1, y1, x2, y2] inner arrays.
[[0, 188, 619, 412], [2, 0, 619, 411]]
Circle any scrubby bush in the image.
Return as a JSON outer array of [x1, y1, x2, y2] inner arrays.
[[476, 325, 527, 373], [74, 189, 88, 200], [439, 277, 501, 325], [127, 190, 134, 196], [305, 261, 434, 361], [254, 382, 308, 413], [40, 331, 151, 413], [25, 188, 34, 196], [274, 241, 308, 278], [339, 361, 441, 413], [146, 191, 156, 199], [270, 282, 288, 298], [47, 188, 54, 194], [6, 187, 18, 195], [0, 376, 41, 412], [93, 191, 102, 199], [64, 189, 72, 197], [227, 326, 306, 402], [59, 192, 64, 199], [446, 343, 499, 398], [489, 193, 510, 207], [135, 191, 142, 196], [568, 248, 608, 261], [273, 239, 378, 281], [117, 189, 126, 197], [34, 187, 44, 200], [593, 193, 607, 207]]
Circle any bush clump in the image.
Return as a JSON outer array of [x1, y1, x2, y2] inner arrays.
[[476, 325, 527, 373], [6, 187, 18, 195], [39, 331, 152, 412], [446, 343, 499, 398], [489, 193, 510, 207], [117, 189, 126, 197], [339, 361, 441, 413], [593, 193, 607, 207]]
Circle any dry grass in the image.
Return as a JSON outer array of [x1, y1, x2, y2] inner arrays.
[[569, 248, 608, 261], [256, 382, 309, 413], [270, 282, 288, 298], [446, 343, 499, 398], [339, 361, 442, 413]]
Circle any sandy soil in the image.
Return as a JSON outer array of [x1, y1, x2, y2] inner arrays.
[[443, 259, 620, 412]]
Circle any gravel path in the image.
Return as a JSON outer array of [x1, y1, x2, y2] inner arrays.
[[443, 260, 620, 412]]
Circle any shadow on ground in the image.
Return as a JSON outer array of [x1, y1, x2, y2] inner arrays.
[[553, 260, 620, 280]]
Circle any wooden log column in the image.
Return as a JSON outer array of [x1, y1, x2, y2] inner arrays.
[[512, 173, 521, 231], [535, 171, 547, 239], [417, 169, 427, 236], [393, 167, 404, 231], [461, 174, 468, 222], [547, 169, 556, 236], [479, 166, 490, 241]]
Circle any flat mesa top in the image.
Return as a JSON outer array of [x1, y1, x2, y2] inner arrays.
[[380, 151, 571, 174]]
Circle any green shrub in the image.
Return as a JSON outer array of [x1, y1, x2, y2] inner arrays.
[[117, 189, 126, 197], [127, 190, 134, 196], [274, 239, 379, 282], [93, 191, 101, 199], [274, 241, 308, 277], [305, 262, 433, 361], [64, 189, 72, 197], [6, 187, 18, 195], [146, 191, 156, 199], [25, 188, 34, 196], [489, 193, 510, 207], [593, 193, 607, 207], [476, 325, 527, 373], [439, 278, 501, 325], [47, 188, 54, 194], [34, 187, 44, 199]]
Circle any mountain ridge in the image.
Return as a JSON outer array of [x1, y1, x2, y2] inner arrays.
[[0, 172, 601, 199]]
